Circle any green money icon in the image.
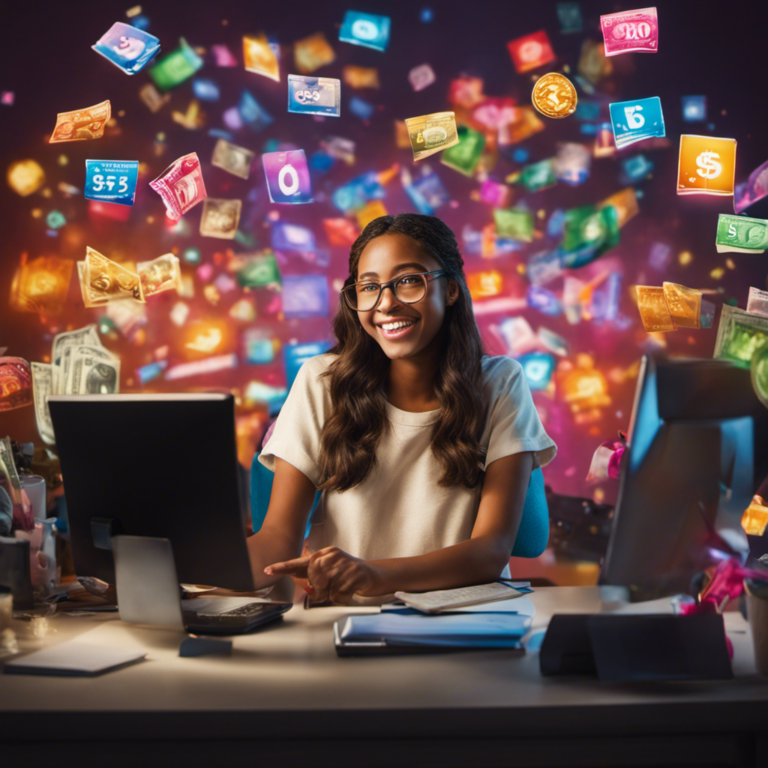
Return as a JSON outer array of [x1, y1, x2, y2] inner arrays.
[[714, 304, 768, 368], [715, 213, 768, 254], [149, 38, 203, 91], [494, 208, 534, 242], [752, 341, 768, 408], [440, 125, 485, 177], [560, 205, 619, 268], [236, 253, 282, 288], [520, 159, 556, 192]]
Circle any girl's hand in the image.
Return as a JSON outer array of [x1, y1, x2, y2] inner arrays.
[[264, 546, 382, 605]]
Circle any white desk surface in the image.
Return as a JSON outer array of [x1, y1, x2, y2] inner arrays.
[[1, 586, 766, 717]]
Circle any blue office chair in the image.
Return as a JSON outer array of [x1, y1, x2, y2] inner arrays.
[[250, 453, 549, 558]]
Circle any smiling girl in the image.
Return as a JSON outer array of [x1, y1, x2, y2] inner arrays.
[[248, 213, 556, 605]]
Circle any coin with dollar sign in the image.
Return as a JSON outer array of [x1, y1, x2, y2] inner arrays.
[[531, 73, 578, 119]]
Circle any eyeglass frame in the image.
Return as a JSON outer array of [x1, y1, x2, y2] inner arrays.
[[342, 270, 449, 312]]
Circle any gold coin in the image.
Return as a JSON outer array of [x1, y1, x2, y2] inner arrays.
[[531, 73, 578, 119]]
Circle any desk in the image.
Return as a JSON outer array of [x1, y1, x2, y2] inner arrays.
[[1, 587, 766, 768]]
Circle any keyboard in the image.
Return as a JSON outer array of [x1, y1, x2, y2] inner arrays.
[[184, 601, 292, 635]]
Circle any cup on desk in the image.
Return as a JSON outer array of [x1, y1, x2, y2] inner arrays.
[[744, 578, 768, 676], [20, 476, 46, 522], [14, 519, 58, 596]]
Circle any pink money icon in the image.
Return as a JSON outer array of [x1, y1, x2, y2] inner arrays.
[[600, 7, 658, 57], [149, 152, 208, 220]]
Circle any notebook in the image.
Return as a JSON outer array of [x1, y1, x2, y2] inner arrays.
[[3, 640, 146, 677], [394, 580, 528, 613]]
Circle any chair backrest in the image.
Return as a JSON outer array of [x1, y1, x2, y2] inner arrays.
[[250, 454, 549, 558]]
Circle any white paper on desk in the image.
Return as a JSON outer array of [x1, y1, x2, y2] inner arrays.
[[340, 612, 532, 643], [380, 595, 535, 619], [3, 641, 146, 676], [181, 596, 273, 614]]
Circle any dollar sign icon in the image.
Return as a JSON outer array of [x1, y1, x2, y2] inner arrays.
[[696, 151, 722, 179]]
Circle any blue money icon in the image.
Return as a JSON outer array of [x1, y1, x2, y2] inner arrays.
[[339, 11, 391, 51], [287, 75, 341, 117], [681, 95, 707, 122], [84, 160, 139, 206], [609, 96, 665, 150], [239, 90, 274, 131], [92, 22, 160, 75]]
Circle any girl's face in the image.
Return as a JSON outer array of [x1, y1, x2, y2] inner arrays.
[[355, 233, 458, 361]]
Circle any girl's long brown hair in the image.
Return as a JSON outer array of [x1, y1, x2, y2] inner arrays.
[[316, 213, 489, 493]]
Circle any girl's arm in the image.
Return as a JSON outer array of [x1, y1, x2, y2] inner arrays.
[[366, 451, 534, 594], [246, 456, 316, 590]]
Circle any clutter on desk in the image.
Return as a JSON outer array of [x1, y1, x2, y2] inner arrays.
[[394, 581, 529, 613], [3, 639, 146, 676]]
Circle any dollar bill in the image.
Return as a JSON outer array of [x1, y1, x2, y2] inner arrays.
[[747, 287, 768, 318], [137, 253, 182, 297], [714, 305, 768, 368], [139, 83, 170, 113], [148, 37, 203, 91], [149, 152, 207, 221], [734, 159, 768, 214], [440, 125, 486, 176], [84, 246, 144, 305], [342, 65, 380, 89], [287, 74, 341, 117], [0, 357, 32, 411], [715, 213, 768, 254], [211, 139, 255, 179], [663, 282, 701, 329], [77, 261, 108, 308], [636, 286, 676, 332], [199, 198, 242, 239], [49, 99, 111, 143], [600, 7, 659, 57], [405, 111, 460, 161], [52, 324, 100, 394], [67, 346, 120, 395], [31, 362, 56, 445]]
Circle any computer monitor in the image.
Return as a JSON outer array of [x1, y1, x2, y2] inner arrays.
[[600, 354, 768, 601], [48, 393, 255, 591]]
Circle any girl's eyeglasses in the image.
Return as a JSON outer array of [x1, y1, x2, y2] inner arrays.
[[342, 270, 447, 312]]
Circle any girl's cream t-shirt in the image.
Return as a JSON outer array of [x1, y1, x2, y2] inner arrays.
[[258, 352, 557, 604]]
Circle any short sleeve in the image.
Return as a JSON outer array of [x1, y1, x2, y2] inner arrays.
[[257, 356, 329, 487], [483, 358, 557, 471]]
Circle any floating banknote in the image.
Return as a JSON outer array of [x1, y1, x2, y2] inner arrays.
[[149, 152, 207, 220], [51, 324, 100, 395], [76, 261, 105, 308], [441, 126, 486, 176], [137, 254, 182, 297], [409, 64, 436, 92], [238, 90, 274, 131], [600, 7, 659, 56], [84, 160, 139, 206], [287, 74, 341, 117], [715, 213, 768, 254], [199, 198, 242, 239], [598, 188, 638, 229], [609, 96, 665, 149], [339, 10, 391, 51], [734, 159, 768, 214], [92, 21, 160, 74], [84, 246, 144, 305], [148, 38, 203, 90], [557, 2, 583, 34], [49, 99, 111, 143], [9, 254, 73, 314], [663, 282, 701, 329], [139, 83, 170, 113], [342, 66, 380, 89], [31, 362, 55, 445], [678, 135, 737, 197], [263, 150, 312, 203], [211, 139, 254, 179], [171, 99, 204, 130], [532, 73, 577, 119], [294, 32, 336, 73], [236, 253, 282, 288], [554, 142, 590, 185], [494, 208, 534, 242], [0, 357, 32, 411], [66, 346, 120, 395], [561, 205, 620, 268], [747, 287, 768, 318], [507, 30, 556, 73], [752, 343, 768, 410], [714, 305, 768, 368], [243, 33, 280, 81], [404, 111, 460, 161], [499, 107, 545, 146], [636, 286, 676, 332]]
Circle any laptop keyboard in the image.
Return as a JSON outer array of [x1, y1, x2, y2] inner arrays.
[[194, 603, 274, 619]]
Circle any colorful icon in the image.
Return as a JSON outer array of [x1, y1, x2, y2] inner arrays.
[[92, 22, 161, 74], [609, 96, 665, 149], [85, 160, 139, 206], [677, 135, 736, 196], [263, 150, 312, 204], [339, 11, 391, 51], [507, 30, 556, 73]]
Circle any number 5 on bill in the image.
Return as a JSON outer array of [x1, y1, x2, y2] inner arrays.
[[84, 160, 140, 206]]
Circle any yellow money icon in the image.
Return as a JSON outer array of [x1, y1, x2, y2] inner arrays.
[[636, 286, 676, 332], [404, 111, 460, 161], [531, 73, 577, 119], [662, 282, 702, 329]]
